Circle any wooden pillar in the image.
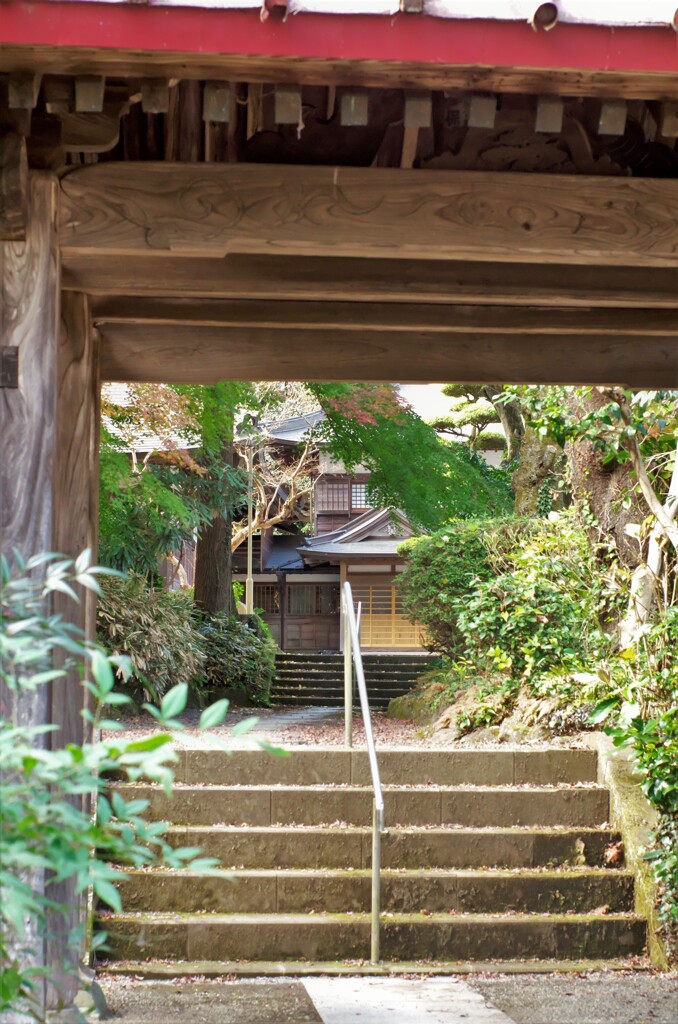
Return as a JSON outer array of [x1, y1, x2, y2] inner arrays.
[[46, 290, 99, 1010], [0, 172, 99, 1017], [0, 169, 59, 1024]]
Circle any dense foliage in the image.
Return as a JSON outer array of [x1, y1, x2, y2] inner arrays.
[[0, 552, 253, 1018], [97, 574, 207, 702], [196, 612, 277, 706], [399, 508, 619, 723], [97, 574, 275, 707], [397, 520, 506, 655], [311, 383, 513, 530], [591, 609, 678, 933]]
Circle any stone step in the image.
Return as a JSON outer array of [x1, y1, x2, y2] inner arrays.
[[114, 784, 609, 828], [98, 910, 647, 963], [276, 655, 437, 664], [171, 747, 599, 786], [99, 957, 654, 978], [118, 867, 636, 915], [270, 691, 405, 705], [271, 696, 393, 709], [162, 825, 621, 869]]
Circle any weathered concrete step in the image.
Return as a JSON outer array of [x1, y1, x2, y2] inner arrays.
[[271, 686, 408, 699], [269, 694, 395, 706], [99, 956, 654, 978], [171, 746, 599, 787], [272, 682, 413, 694], [99, 911, 647, 963], [118, 867, 635, 915], [163, 825, 621, 869], [114, 784, 609, 828], [274, 668, 422, 679], [270, 694, 399, 708]]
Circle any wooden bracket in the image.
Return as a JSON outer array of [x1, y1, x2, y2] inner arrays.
[[75, 77, 106, 114], [340, 90, 369, 127], [0, 348, 19, 388], [203, 82, 231, 123], [597, 100, 627, 136], [274, 84, 302, 126], [468, 94, 497, 129], [141, 80, 171, 114], [535, 96, 564, 134], [44, 78, 74, 115], [8, 73, 42, 111]]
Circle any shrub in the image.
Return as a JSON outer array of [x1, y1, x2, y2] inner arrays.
[[0, 552, 245, 1018], [397, 517, 537, 657], [456, 510, 616, 681], [96, 573, 206, 703], [197, 612, 277, 706], [592, 609, 678, 936]]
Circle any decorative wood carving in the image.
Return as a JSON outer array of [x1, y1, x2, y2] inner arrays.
[[59, 162, 678, 267]]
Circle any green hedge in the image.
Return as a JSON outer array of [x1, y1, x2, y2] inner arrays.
[[397, 518, 528, 657]]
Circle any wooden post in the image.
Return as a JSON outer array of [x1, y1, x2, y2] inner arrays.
[[0, 173, 99, 1018]]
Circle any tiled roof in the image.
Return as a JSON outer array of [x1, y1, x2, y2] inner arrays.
[[57, 0, 678, 29]]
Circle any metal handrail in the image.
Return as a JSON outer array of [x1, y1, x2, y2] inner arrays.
[[342, 580, 384, 964]]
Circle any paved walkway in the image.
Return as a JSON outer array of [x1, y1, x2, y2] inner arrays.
[[98, 973, 678, 1024]]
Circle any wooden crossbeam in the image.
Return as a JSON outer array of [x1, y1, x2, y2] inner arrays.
[[98, 323, 678, 387], [91, 296, 678, 336], [4, 48, 677, 100], [63, 255, 678, 309], [59, 163, 678, 267]]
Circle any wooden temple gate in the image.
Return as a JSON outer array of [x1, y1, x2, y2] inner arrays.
[[1, 2, 678, 1014]]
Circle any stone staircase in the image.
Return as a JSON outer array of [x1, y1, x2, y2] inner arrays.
[[99, 746, 647, 974], [271, 652, 438, 709]]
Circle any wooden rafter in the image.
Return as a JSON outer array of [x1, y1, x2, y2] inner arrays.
[[65, 255, 678, 308], [91, 297, 678, 336], [98, 323, 678, 387]]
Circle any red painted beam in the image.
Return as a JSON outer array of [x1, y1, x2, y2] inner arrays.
[[0, 1, 677, 73]]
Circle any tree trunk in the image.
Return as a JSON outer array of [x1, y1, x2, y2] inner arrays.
[[511, 426, 561, 516], [619, 442, 678, 645], [194, 440, 236, 617], [483, 386, 525, 462], [564, 391, 643, 570]]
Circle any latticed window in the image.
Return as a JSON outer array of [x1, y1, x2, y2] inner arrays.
[[316, 481, 349, 512], [253, 584, 279, 614], [287, 584, 340, 616], [351, 483, 371, 509]]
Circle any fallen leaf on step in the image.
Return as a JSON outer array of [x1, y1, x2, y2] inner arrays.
[[604, 840, 624, 866]]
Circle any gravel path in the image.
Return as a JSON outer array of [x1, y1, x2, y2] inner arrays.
[[109, 706, 586, 749], [97, 972, 678, 1024]]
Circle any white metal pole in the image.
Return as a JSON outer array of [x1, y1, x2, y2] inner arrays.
[[344, 594, 353, 748], [370, 800, 381, 964]]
